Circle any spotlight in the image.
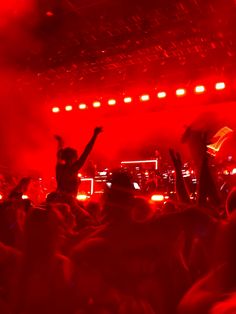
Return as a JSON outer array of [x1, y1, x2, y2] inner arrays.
[[151, 194, 165, 202], [195, 85, 205, 93], [65, 105, 73, 111], [157, 91, 167, 98], [176, 89, 186, 96], [52, 107, 60, 113], [215, 82, 226, 90], [124, 97, 132, 103], [76, 194, 88, 201], [108, 99, 116, 106], [231, 168, 236, 175], [79, 104, 87, 110], [93, 101, 101, 108], [140, 94, 150, 101]]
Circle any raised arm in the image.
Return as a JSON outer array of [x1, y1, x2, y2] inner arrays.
[[8, 177, 31, 200], [169, 149, 191, 204], [73, 127, 102, 171], [197, 133, 221, 208], [54, 135, 64, 162]]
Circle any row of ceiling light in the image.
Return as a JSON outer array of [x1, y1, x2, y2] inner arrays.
[[52, 82, 226, 113]]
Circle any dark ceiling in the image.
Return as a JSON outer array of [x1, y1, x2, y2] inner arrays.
[[3, 0, 236, 96]]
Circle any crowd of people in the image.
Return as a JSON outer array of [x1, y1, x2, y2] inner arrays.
[[0, 126, 236, 314]]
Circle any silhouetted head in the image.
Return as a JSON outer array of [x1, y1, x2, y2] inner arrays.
[[162, 201, 176, 214], [107, 169, 134, 199], [46, 191, 70, 203], [0, 201, 26, 247], [217, 211, 236, 266], [226, 187, 236, 217], [131, 197, 153, 223], [86, 200, 101, 222], [59, 147, 78, 164], [102, 169, 135, 222], [24, 207, 63, 260], [50, 203, 76, 231]]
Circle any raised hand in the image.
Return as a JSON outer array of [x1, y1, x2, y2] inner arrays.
[[182, 127, 211, 169], [169, 149, 190, 203], [94, 127, 103, 135], [54, 134, 63, 142], [54, 135, 64, 151]]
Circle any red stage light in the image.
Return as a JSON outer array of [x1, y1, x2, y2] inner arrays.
[[140, 94, 150, 101], [195, 85, 205, 93], [108, 99, 116, 105], [215, 82, 226, 90], [176, 88, 186, 96], [157, 91, 167, 98], [124, 97, 132, 103], [79, 104, 87, 110], [93, 101, 101, 108], [65, 105, 73, 111], [52, 107, 60, 113]]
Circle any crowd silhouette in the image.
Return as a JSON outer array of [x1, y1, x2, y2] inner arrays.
[[0, 126, 235, 313]]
